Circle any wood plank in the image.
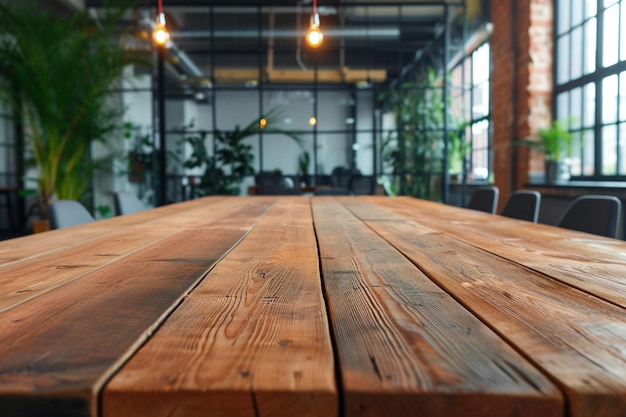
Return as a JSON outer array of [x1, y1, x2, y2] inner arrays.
[[0, 197, 228, 265], [0, 197, 274, 312], [103, 197, 337, 417], [367, 197, 626, 309], [312, 198, 562, 417], [342, 198, 626, 417], [0, 199, 273, 417]]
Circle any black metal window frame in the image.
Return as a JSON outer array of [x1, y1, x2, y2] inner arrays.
[[554, 0, 626, 179], [451, 40, 492, 183]]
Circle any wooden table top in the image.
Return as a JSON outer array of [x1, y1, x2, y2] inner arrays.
[[0, 196, 624, 417]]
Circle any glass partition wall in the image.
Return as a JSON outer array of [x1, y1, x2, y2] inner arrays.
[[53, 1, 483, 212], [126, 1, 474, 204]]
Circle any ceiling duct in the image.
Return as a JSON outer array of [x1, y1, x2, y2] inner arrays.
[[171, 27, 400, 41], [138, 11, 212, 99]]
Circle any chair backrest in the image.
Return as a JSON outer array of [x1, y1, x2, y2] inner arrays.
[[114, 191, 146, 216], [256, 172, 300, 195], [501, 190, 541, 222], [349, 174, 376, 195], [557, 195, 622, 238], [48, 200, 95, 230], [466, 186, 499, 214], [331, 166, 360, 189]]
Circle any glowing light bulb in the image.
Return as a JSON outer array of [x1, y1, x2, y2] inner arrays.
[[152, 12, 169, 46], [309, 117, 317, 126], [306, 25, 323, 48], [259, 118, 267, 129], [305, 13, 323, 48]]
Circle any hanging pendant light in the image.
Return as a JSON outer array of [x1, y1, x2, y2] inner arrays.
[[306, 0, 324, 48], [152, 0, 170, 46]]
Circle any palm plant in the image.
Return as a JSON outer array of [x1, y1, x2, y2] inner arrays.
[[0, 1, 138, 218]]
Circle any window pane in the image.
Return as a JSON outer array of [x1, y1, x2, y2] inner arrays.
[[557, 0, 571, 34], [571, 26, 584, 79], [584, 82, 596, 127], [557, 91, 570, 121], [584, 18, 597, 74], [603, 75, 619, 123], [622, 3, 626, 61], [572, 0, 583, 26], [603, 5, 619, 67], [620, 123, 626, 173], [470, 119, 489, 181], [557, 35, 570, 85], [604, 0, 619, 8], [473, 44, 490, 84], [621, 72, 626, 121], [583, 129, 595, 175], [602, 124, 618, 174], [570, 87, 582, 129], [570, 130, 583, 176], [585, 0, 597, 18]]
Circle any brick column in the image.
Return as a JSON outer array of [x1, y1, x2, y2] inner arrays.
[[490, 0, 553, 207]]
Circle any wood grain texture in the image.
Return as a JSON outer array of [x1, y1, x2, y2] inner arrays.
[[342, 198, 626, 417], [0, 198, 273, 417], [370, 196, 626, 309], [0, 197, 226, 266], [312, 198, 562, 417], [103, 198, 337, 417], [0, 197, 273, 312]]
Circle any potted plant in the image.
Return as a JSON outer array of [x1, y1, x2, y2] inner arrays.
[[298, 151, 311, 186], [518, 119, 573, 183], [178, 112, 302, 196], [0, 2, 139, 228]]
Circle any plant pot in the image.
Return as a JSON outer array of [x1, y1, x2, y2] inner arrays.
[[32, 219, 50, 234], [545, 160, 571, 183]]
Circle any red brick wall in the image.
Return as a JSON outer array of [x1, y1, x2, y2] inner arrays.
[[490, 0, 553, 209]]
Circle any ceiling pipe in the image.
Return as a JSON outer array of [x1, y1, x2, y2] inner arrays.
[[138, 11, 211, 98], [170, 28, 400, 40]]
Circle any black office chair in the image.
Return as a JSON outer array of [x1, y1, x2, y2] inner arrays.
[[48, 200, 95, 230], [349, 174, 377, 195], [256, 172, 301, 195], [501, 190, 541, 222], [466, 186, 499, 214], [557, 195, 622, 238], [114, 191, 146, 216]]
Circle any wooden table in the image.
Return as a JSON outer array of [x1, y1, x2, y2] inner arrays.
[[0, 196, 624, 417]]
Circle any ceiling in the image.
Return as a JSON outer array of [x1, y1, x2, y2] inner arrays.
[[82, 1, 476, 97]]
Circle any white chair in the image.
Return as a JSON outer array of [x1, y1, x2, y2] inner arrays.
[[114, 191, 146, 216], [48, 200, 95, 230]]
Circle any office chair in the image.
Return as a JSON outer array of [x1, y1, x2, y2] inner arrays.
[[557, 195, 622, 238], [349, 174, 377, 195], [48, 200, 95, 230], [114, 191, 146, 216], [466, 186, 499, 214], [256, 172, 301, 195], [501, 190, 541, 222]]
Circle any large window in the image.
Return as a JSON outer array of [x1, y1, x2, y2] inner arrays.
[[0, 105, 18, 231], [451, 42, 491, 182], [555, 0, 626, 177]]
